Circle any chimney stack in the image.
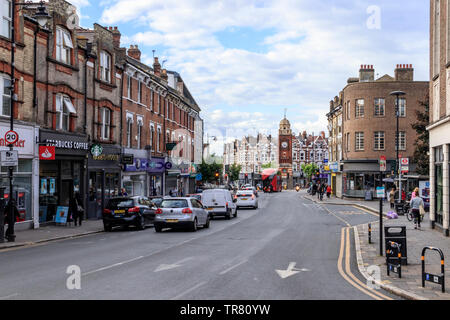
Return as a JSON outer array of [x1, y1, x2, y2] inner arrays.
[[395, 64, 414, 81], [161, 68, 168, 81], [127, 45, 141, 61], [153, 57, 161, 77], [111, 26, 121, 48], [359, 64, 375, 82]]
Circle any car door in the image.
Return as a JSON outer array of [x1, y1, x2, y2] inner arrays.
[[192, 199, 205, 224], [139, 197, 151, 223]]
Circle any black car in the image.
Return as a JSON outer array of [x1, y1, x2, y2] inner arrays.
[[102, 196, 156, 232]]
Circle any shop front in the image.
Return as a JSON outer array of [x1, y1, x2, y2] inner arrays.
[[120, 149, 148, 198], [87, 144, 121, 219], [148, 157, 166, 197], [39, 130, 88, 224], [0, 122, 39, 229]]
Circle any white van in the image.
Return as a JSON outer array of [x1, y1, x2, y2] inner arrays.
[[201, 189, 237, 220]]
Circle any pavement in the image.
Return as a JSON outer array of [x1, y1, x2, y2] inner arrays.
[[0, 220, 104, 250], [305, 193, 450, 300]]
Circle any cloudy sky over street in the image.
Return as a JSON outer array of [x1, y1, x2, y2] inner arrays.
[[69, 0, 429, 155]]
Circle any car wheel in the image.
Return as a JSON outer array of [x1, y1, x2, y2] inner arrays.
[[136, 216, 146, 230], [154, 225, 162, 233], [233, 208, 238, 218], [191, 218, 198, 232], [204, 216, 210, 229], [226, 209, 232, 220], [104, 223, 112, 232]]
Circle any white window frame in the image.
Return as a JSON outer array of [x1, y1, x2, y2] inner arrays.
[[101, 107, 111, 140], [157, 126, 162, 152], [374, 131, 385, 150], [355, 99, 364, 118], [56, 27, 72, 64], [150, 123, 155, 150], [374, 98, 385, 116], [1, 0, 12, 39], [56, 94, 76, 131], [398, 98, 406, 117], [0, 74, 11, 117], [126, 114, 133, 148], [138, 81, 142, 103], [137, 117, 143, 149], [396, 132, 406, 151], [100, 51, 111, 83], [127, 75, 132, 99], [355, 132, 364, 151]]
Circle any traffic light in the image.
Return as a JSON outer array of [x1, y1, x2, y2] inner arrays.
[[215, 172, 220, 179]]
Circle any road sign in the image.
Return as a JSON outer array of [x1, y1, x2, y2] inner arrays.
[[4, 130, 19, 145], [400, 158, 409, 173], [380, 156, 387, 172], [376, 187, 386, 199], [1, 150, 18, 167]]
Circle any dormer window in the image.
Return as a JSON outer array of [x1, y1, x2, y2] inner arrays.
[[56, 27, 73, 64], [100, 51, 111, 83]]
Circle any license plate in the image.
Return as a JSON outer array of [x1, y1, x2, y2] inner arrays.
[[241, 198, 248, 201], [206, 208, 213, 211], [114, 210, 125, 215], [166, 219, 178, 223]]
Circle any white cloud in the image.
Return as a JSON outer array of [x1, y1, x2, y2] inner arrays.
[[98, 0, 429, 145]]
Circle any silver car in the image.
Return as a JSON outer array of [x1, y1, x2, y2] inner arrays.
[[235, 190, 258, 209], [154, 197, 210, 232]]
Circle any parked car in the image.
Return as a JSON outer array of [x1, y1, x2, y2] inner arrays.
[[187, 194, 202, 201], [235, 190, 258, 209], [151, 197, 164, 208], [201, 189, 237, 220], [154, 197, 210, 232], [242, 186, 258, 197], [102, 196, 156, 232]]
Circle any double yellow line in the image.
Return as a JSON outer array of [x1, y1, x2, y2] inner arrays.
[[337, 227, 393, 300]]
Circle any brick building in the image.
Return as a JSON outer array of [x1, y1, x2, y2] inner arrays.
[[0, 0, 203, 229], [429, 0, 450, 236], [329, 64, 428, 198]]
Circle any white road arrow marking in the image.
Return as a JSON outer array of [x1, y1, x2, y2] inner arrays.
[[275, 262, 309, 279], [154, 257, 193, 273]]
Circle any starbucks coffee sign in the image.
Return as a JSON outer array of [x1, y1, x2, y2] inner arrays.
[[90, 144, 103, 157]]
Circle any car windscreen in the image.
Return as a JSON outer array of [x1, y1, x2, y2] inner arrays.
[[151, 199, 163, 207], [107, 198, 134, 209], [161, 199, 189, 208]]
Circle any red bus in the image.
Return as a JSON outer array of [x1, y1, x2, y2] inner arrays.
[[262, 169, 282, 193]]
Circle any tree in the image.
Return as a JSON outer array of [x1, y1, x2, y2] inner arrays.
[[411, 94, 429, 176], [198, 160, 223, 183], [301, 163, 319, 180], [261, 162, 275, 169], [227, 164, 242, 182]]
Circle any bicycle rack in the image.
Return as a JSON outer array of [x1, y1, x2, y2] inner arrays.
[[386, 241, 402, 278], [422, 247, 445, 293]]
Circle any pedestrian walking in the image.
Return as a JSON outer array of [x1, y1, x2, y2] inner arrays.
[[389, 188, 396, 209], [410, 187, 419, 201], [70, 193, 84, 227], [4, 199, 19, 242], [326, 185, 331, 199], [319, 183, 325, 201], [410, 189, 424, 230]]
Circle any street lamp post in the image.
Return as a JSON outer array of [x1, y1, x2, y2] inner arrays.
[[6, 1, 50, 242], [390, 91, 406, 209]]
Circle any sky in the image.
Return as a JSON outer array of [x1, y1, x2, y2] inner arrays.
[[68, 0, 429, 155]]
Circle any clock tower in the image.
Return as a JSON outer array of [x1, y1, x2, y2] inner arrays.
[[279, 117, 294, 189]]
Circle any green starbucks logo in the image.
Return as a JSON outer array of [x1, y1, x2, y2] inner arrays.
[[91, 144, 103, 157]]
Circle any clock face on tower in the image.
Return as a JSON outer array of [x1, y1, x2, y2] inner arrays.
[[281, 142, 288, 149]]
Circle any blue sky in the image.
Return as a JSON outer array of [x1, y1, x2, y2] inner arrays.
[[69, 0, 430, 154]]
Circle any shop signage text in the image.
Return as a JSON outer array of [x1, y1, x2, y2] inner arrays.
[[93, 154, 120, 161], [45, 139, 89, 150]]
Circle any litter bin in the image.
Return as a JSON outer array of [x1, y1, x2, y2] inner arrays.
[[395, 201, 405, 215], [384, 226, 407, 265]]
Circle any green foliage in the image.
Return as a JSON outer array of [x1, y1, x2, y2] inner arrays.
[[227, 164, 242, 182], [301, 163, 319, 179], [261, 162, 275, 169], [198, 160, 224, 183], [411, 95, 429, 176]]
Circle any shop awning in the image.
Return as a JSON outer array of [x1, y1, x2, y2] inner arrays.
[[167, 170, 181, 177]]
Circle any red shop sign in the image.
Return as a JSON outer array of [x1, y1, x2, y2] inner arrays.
[[39, 146, 56, 160]]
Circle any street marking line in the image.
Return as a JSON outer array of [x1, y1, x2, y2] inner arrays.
[[344, 228, 393, 301], [170, 281, 207, 300], [82, 256, 144, 276], [337, 227, 383, 300], [322, 206, 351, 227], [0, 293, 19, 300], [220, 259, 248, 275]]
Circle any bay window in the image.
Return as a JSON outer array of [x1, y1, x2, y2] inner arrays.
[[56, 27, 73, 64], [56, 94, 76, 131]]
